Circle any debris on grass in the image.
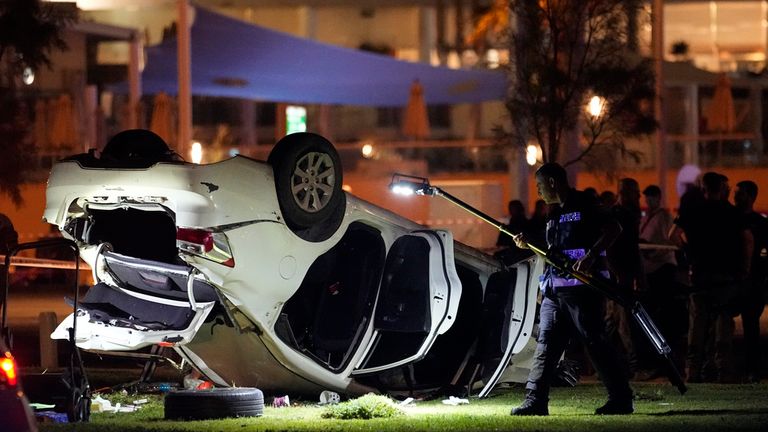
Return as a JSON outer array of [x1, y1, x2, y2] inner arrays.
[[634, 388, 665, 401], [272, 395, 291, 408], [319, 390, 340, 405], [321, 393, 404, 420], [441, 396, 469, 406], [35, 411, 69, 423]]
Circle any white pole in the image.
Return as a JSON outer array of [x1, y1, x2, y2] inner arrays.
[[177, 0, 192, 158]]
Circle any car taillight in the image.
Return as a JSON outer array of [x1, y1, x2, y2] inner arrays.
[[1, 351, 18, 386], [177, 227, 235, 267]]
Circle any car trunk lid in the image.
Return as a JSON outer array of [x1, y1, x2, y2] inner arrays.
[[52, 250, 218, 351]]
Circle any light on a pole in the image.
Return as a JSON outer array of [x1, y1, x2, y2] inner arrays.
[[361, 143, 374, 158], [390, 184, 415, 196], [586, 95, 607, 118], [22, 67, 34, 85], [191, 141, 203, 164], [526, 144, 540, 166], [486, 49, 500, 69], [388, 173, 434, 196]]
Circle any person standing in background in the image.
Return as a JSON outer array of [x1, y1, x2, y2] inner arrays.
[[639, 185, 683, 375], [734, 180, 767, 383], [605, 178, 645, 377], [495, 200, 532, 264], [527, 199, 549, 248], [672, 172, 752, 383]]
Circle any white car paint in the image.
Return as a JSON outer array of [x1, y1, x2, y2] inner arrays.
[[46, 154, 543, 396]]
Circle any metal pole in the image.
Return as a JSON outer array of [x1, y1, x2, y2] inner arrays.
[[652, 0, 668, 207], [431, 187, 547, 257], [177, 0, 193, 159], [128, 30, 142, 130]]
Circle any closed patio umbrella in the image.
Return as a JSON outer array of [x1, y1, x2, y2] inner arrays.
[[402, 79, 430, 140], [705, 73, 736, 133], [49, 94, 79, 149], [150, 92, 175, 145], [34, 99, 48, 149]]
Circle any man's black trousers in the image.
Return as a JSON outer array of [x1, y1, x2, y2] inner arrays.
[[525, 285, 633, 402]]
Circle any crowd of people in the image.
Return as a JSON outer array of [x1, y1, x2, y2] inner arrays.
[[494, 164, 767, 416]]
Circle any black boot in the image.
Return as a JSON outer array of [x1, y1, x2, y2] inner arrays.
[[595, 399, 634, 415], [511, 394, 549, 416]]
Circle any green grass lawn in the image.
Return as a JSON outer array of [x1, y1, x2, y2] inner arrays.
[[38, 383, 768, 432]]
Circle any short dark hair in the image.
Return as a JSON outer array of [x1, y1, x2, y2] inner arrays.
[[701, 172, 723, 194], [508, 199, 525, 213], [736, 180, 758, 200], [643, 185, 662, 197], [536, 162, 568, 185], [619, 177, 640, 193]]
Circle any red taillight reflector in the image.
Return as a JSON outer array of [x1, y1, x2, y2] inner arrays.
[[177, 228, 214, 252], [1, 353, 18, 386], [176, 227, 235, 267]]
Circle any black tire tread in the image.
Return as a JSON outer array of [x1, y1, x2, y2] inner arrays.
[[164, 387, 264, 420], [267, 133, 345, 241]]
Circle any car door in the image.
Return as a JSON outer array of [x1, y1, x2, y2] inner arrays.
[[475, 254, 543, 397], [352, 229, 462, 375], [51, 250, 218, 351]]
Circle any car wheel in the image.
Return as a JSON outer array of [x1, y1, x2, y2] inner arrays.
[[268, 133, 345, 241], [164, 387, 264, 420]]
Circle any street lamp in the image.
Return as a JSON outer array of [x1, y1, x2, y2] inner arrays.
[[361, 143, 375, 159], [586, 95, 607, 118], [526, 144, 539, 166], [190, 141, 203, 164]]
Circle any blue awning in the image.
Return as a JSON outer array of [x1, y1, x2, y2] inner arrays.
[[136, 7, 507, 106]]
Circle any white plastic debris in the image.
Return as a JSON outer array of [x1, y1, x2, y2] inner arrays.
[[90, 395, 142, 414], [183, 373, 206, 390], [90, 395, 113, 413], [399, 397, 415, 406], [117, 404, 138, 413], [441, 396, 469, 406], [272, 395, 291, 408], [319, 390, 340, 405]]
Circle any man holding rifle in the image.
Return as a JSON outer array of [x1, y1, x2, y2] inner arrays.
[[510, 162, 634, 416]]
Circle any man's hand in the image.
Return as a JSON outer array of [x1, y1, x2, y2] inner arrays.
[[512, 233, 530, 249], [573, 250, 596, 273]]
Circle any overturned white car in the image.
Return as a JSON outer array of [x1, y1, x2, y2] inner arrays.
[[45, 130, 542, 397]]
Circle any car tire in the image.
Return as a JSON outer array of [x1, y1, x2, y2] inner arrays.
[[100, 129, 178, 167], [164, 387, 264, 420], [268, 133, 345, 242]]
